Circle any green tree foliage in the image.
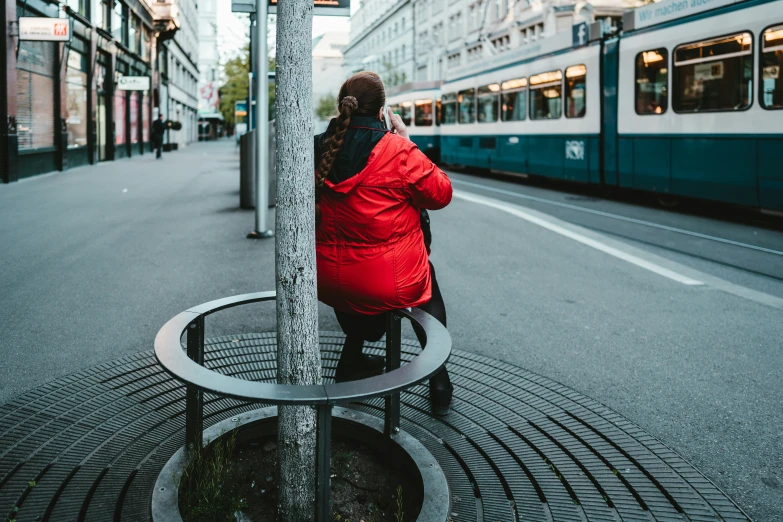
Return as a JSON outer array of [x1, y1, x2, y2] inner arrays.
[[219, 48, 276, 127], [315, 93, 337, 121], [381, 60, 408, 88]]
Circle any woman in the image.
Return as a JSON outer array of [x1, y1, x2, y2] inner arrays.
[[314, 72, 453, 415]]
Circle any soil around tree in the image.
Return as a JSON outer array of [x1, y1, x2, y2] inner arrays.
[[179, 434, 423, 522]]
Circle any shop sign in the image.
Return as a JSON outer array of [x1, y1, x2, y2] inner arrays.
[[19, 17, 71, 42], [117, 76, 151, 91]]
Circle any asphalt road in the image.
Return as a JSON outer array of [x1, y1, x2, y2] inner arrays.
[[1, 140, 781, 520]]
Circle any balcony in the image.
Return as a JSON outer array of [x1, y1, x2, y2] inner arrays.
[[150, 0, 180, 35]]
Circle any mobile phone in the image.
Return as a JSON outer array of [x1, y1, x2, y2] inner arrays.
[[383, 105, 392, 132]]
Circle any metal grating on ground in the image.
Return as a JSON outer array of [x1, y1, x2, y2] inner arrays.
[[0, 333, 749, 522]]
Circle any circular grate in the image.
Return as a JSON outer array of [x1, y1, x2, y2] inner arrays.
[[0, 333, 748, 521]]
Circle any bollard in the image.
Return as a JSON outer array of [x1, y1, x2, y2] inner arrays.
[[239, 130, 256, 210]]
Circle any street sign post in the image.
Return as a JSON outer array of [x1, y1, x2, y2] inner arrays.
[[19, 17, 71, 42]]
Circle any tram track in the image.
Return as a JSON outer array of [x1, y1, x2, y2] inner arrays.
[[451, 177, 783, 281]]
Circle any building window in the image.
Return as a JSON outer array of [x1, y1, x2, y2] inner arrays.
[[415, 99, 434, 126], [529, 70, 562, 120], [635, 49, 668, 114], [458, 88, 475, 123], [673, 32, 753, 113], [16, 41, 57, 150], [65, 49, 88, 148], [565, 65, 586, 118], [65, 0, 87, 17], [112, 1, 126, 44], [501, 77, 527, 121], [761, 24, 783, 109], [477, 84, 500, 123], [400, 101, 412, 125], [441, 93, 457, 124], [129, 15, 140, 54]]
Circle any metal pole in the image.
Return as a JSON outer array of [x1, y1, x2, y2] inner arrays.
[[185, 316, 205, 450], [248, 13, 255, 132], [248, 0, 273, 238], [315, 404, 332, 522], [384, 312, 402, 437]]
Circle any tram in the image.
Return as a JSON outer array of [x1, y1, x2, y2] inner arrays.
[[387, 82, 442, 163], [385, 0, 783, 211]]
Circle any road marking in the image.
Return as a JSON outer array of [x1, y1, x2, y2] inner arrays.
[[451, 177, 783, 257], [454, 190, 705, 286]]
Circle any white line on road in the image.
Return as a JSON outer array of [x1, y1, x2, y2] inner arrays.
[[454, 190, 705, 286], [452, 178, 783, 257]]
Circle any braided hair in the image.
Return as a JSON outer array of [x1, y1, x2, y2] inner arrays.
[[315, 71, 386, 223]]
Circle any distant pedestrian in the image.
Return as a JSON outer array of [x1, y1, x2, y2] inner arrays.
[[152, 114, 166, 159]]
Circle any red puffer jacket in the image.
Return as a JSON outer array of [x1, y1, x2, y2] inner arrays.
[[316, 133, 452, 315]]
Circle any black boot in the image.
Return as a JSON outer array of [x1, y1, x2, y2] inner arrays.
[[429, 368, 452, 416], [334, 353, 385, 383]]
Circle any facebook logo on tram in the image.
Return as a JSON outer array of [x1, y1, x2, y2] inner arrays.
[[572, 22, 588, 48]]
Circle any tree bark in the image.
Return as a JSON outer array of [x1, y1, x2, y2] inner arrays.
[[274, 0, 320, 521]]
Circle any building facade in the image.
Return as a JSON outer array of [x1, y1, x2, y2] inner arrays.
[[196, 0, 222, 140], [1, 0, 186, 183], [312, 31, 349, 133], [343, 0, 415, 88], [163, 0, 198, 148], [344, 0, 631, 87]]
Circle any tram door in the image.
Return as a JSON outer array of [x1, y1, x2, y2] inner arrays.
[[601, 37, 620, 186]]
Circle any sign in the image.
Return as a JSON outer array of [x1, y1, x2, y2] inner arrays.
[[572, 22, 588, 48], [627, 0, 745, 31], [694, 62, 724, 81], [763, 66, 780, 80], [231, 0, 255, 13], [19, 17, 71, 42], [565, 140, 585, 161], [268, 0, 350, 16], [117, 76, 151, 91]]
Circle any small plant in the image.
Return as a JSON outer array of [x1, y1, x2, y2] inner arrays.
[[179, 427, 241, 521], [395, 485, 404, 522]]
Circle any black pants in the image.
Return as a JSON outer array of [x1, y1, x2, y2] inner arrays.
[[155, 137, 163, 158], [334, 263, 449, 381]]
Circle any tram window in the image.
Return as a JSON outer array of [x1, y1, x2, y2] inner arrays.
[[436, 99, 442, 125], [635, 49, 668, 114], [565, 65, 586, 118], [415, 99, 434, 126], [761, 24, 783, 109], [477, 84, 500, 123], [458, 88, 476, 123], [501, 77, 527, 121], [529, 70, 562, 120], [441, 93, 457, 124], [673, 32, 753, 113], [400, 101, 413, 125]]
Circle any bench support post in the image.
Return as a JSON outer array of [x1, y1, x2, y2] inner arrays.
[[385, 312, 402, 437], [315, 403, 333, 522], [185, 316, 205, 450]]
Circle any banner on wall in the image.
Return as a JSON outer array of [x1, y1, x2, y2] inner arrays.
[[19, 17, 71, 41]]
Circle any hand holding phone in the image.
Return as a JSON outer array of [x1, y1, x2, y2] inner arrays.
[[385, 106, 410, 140], [383, 105, 392, 132]]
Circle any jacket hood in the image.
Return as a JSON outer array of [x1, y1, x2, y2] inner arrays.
[[314, 115, 389, 194]]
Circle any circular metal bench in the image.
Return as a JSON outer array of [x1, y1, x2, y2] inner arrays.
[[154, 291, 452, 521]]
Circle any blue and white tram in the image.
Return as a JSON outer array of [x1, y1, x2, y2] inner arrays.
[[439, 31, 602, 183], [615, 0, 783, 209], [434, 0, 783, 211], [386, 82, 442, 162]]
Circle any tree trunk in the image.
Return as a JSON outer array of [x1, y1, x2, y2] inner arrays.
[[274, 0, 320, 521]]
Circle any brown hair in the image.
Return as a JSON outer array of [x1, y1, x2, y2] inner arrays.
[[315, 71, 386, 223]]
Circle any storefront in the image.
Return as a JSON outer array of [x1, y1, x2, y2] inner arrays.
[[65, 42, 90, 169], [15, 6, 59, 179], [114, 61, 128, 159], [95, 54, 110, 162]]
